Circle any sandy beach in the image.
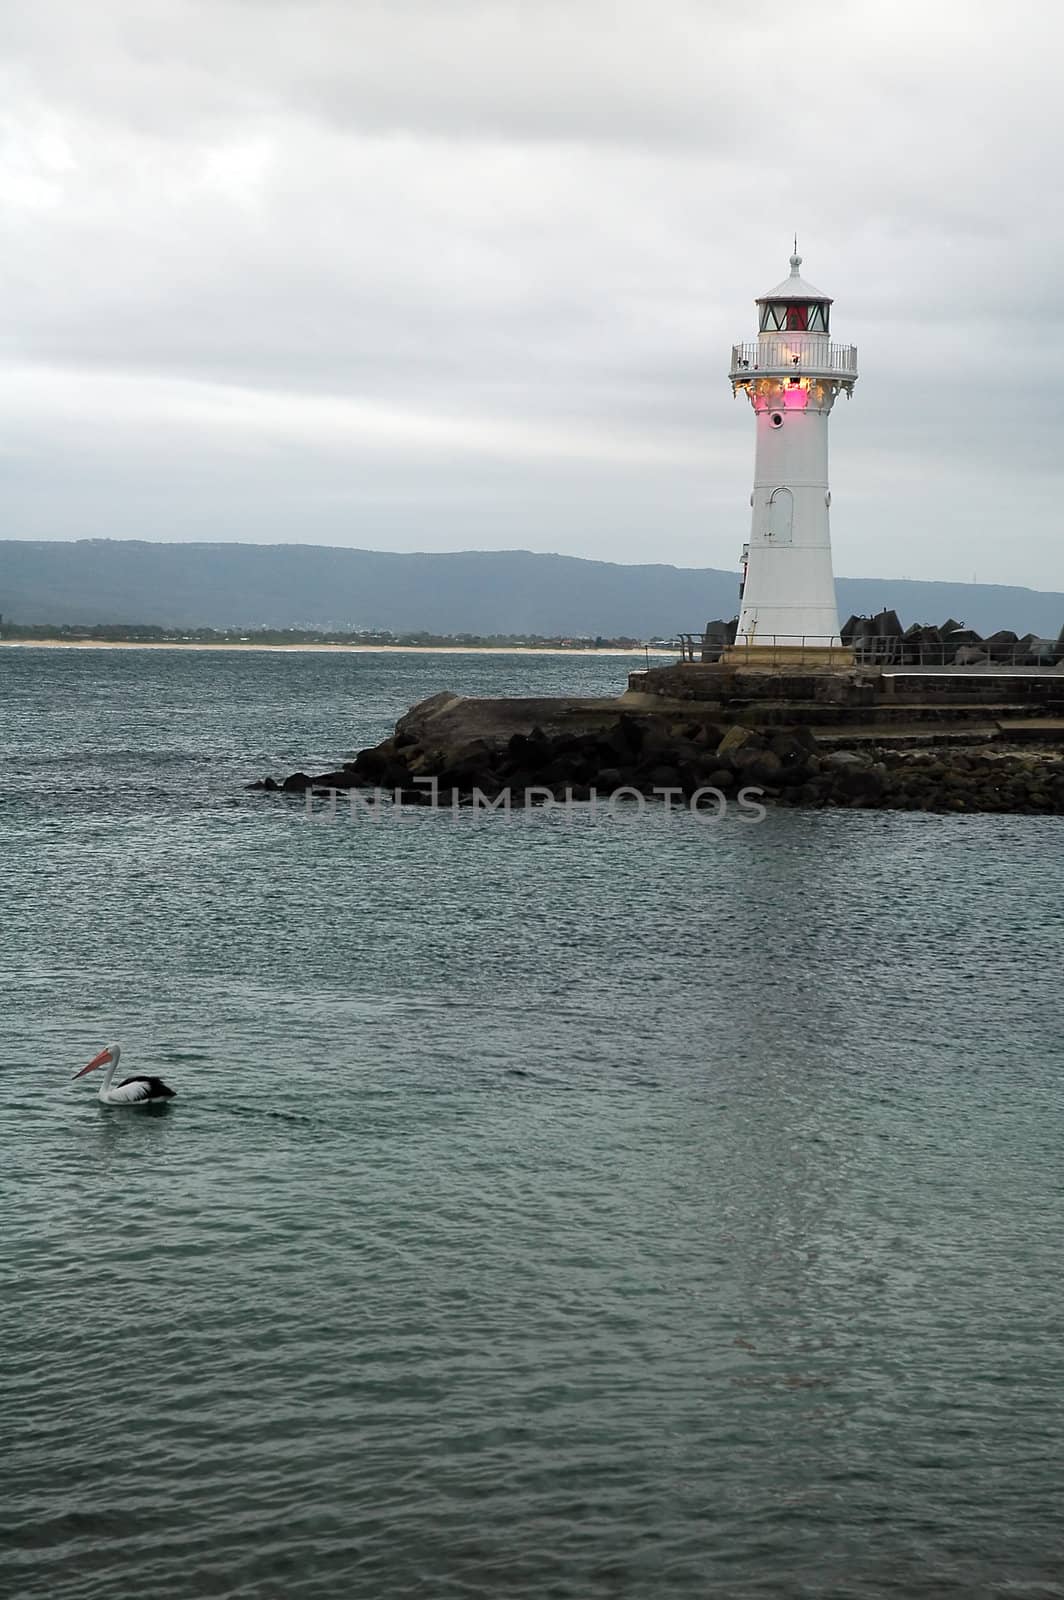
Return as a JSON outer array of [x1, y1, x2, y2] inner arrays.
[[2, 636, 672, 656], [0, 639, 674, 658]]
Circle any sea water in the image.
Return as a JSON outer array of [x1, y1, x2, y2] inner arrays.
[[2, 646, 1063, 1599]]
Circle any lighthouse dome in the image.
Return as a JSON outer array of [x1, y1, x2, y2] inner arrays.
[[756, 251, 832, 304]]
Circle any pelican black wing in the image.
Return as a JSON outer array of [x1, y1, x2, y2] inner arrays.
[[117, 1075, 176, 1100]]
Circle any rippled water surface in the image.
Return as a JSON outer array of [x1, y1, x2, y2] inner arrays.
[[3, 646, 1064, 1599]]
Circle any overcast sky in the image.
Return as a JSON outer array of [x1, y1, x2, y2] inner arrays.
[[1, 0, 1060, 587]]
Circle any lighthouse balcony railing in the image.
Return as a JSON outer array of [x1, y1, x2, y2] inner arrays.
[[729, 341, 858, 378]]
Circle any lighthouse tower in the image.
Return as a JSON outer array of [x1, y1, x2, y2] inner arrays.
[[727, 250, 857, 663]]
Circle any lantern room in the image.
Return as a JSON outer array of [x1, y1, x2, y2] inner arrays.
[[756, 250, 831, 334]]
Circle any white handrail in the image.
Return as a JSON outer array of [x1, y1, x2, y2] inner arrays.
[[730, 341, 858, 375]]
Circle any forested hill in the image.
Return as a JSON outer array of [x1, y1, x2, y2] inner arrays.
[[2, 540, 1062, 638]]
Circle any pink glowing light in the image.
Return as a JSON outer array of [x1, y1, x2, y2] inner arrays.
[[752, 385, 810, 414]]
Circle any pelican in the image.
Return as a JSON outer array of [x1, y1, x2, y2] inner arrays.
[[72, 1045, 176, 1105]]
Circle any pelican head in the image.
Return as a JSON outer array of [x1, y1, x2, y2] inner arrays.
[[73, 1044, 121, 1080]]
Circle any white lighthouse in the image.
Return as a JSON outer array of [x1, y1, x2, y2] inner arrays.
[[727, 249, 857, 663]]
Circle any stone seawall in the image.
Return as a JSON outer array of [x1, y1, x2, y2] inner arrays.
[[628, 662, 1064, 715], [252, 683, 1064, 816]]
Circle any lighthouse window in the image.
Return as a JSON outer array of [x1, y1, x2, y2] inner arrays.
[[759, 301, 830, 333], [755, 302, 832, 334], [759, 303, 787, 331]]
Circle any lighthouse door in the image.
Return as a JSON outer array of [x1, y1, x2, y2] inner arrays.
[[767, 487, 793, 545]]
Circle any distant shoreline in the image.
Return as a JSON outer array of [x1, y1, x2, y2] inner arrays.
[[0, 639, 675, 659]]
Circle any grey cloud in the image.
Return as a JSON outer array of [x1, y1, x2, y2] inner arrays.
[[0, 0, 1060, 592]]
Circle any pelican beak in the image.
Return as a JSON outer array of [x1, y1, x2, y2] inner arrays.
[[73, 1048, 113, 1080]]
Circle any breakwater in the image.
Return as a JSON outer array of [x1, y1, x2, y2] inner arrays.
[[257, 671, 1064, 815]]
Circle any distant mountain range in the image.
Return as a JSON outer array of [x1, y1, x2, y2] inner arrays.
[[2, 539, 1063, 638]]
